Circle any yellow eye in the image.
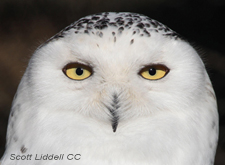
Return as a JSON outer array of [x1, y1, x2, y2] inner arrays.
[[139, 65, 169, 80], [63, 63, 92, 80]]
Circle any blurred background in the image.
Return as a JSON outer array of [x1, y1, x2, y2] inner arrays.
[[0, 0, 224, 164]]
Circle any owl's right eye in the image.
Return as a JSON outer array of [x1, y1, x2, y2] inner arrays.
[[139, 64, 169, 80], [63, 63, 92, 80]]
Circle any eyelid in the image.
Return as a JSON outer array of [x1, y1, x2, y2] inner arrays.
[[63, 62, 92, 71], [139, 64, 170, 73]]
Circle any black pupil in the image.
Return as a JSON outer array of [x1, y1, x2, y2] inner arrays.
[[76, 68, 83, 76], [149, 68, 156, 76]]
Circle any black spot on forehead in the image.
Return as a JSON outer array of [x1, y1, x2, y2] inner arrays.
[[77, 18, 90, 24], [143, 29, 150, 37], [118, 27, 124, 33], [43, 12, 182, 46], [136, 23, 145, 29], [92, 16, 100, 20], [84, 30, 89, 34], [145, 23, 150, 27], [114, 17, 123, 21]]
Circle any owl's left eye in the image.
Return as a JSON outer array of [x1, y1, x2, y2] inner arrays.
[[63, 63, 92, 80], [139, 64, 169, 80]]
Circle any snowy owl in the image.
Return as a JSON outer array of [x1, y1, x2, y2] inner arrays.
[[1, 12, 218, 165]]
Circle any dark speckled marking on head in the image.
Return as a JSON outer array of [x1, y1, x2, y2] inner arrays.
[[145, 23, 150, 27], [84, 30, 89, 34], [143, 29, 150, 37], [92, 16, 100, 20], [42, 12, 181, 47], [130, 39, 134, 45], [118, 27, 124, 31], [136, 23, 145, 29]]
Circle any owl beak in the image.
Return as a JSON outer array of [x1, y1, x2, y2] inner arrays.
[[111, 114, 119, 132], [108, 94, 120, 132]]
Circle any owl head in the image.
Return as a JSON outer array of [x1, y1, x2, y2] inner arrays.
[[2, 12, 218, 165]]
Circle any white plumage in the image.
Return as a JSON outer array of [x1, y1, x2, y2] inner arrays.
[[1, 12, 218, 165]]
